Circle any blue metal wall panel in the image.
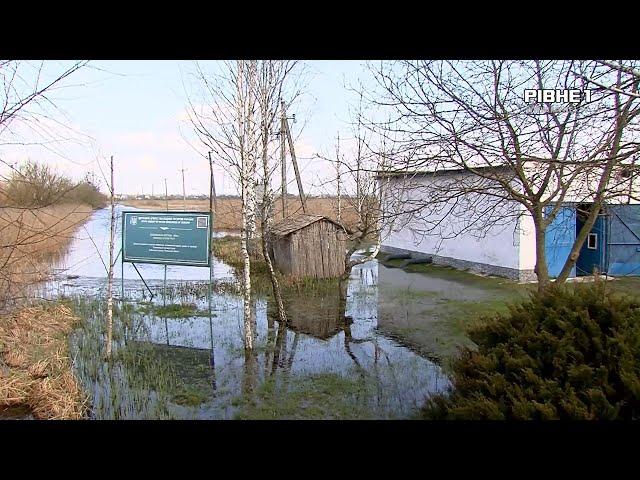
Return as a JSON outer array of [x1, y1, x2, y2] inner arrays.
[[576, 214, 607, 276], [607, 204, 640, 276], [544, 205, 577, 278]]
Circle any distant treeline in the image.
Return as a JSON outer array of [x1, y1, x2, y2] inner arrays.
[[0, 161, 107, 209]]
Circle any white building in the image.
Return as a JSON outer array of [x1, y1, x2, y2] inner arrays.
[[379, 166, 640, 281]]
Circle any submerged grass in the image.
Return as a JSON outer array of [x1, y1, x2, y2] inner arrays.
[[136, 302, 212, 318], [234, 373, 377, 420], [70, 296, 182, 419], [378, 256, 532, 371], [0, 303, 89, 419], [378, 256, 640, 372]]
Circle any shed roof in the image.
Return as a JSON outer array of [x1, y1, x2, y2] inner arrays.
[[271, 214, 345, 237]]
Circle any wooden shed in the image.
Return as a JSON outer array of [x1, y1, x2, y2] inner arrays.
[[270, 214, 348, 279]]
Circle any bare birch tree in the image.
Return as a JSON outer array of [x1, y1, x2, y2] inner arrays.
[[185, 60, 304, 349], [335, 131, 342, 223], [363, 60, 640, 290], [185, 61, 257, 350], [253, 61, 302, 326]]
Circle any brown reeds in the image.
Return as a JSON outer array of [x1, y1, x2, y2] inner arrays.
[[0, 303, 89, 419], [0, 203, 93, 308]]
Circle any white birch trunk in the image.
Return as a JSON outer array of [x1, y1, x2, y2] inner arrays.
[[105, 155, 115, 358], [238, 60, 255, 351]]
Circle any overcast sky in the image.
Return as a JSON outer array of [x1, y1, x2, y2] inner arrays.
[[0, 60, 374, 196]]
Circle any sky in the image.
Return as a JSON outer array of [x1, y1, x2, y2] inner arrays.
[[0, 60, 375, 196]]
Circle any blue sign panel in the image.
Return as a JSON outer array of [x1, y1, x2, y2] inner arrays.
[[122, 211, 211, 266]]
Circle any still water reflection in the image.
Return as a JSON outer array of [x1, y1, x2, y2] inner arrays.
[[46, 206, 449, 419]]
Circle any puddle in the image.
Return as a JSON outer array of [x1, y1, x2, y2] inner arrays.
[[44, 207, 450, 419], [378, 264, 498, 302], [377, 262, 528, 368]]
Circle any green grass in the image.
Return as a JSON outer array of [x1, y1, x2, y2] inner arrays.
[[600, 276, 640, 297], [172, 386, 210, 407], [234, 373, 376, 420], [136, 302, 213, 318], [68, 295, 212, 419], [378, 259, 640, 372]]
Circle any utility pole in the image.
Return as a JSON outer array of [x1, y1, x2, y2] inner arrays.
[[179, 160, 187, 209], [164, 178, 169, 211], [208, 151, 218, 215], [283, 103, 307, 214], [280, 101, 287, 218], [336, 131, 342, 222]]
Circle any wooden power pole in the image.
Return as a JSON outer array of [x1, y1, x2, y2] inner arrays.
[[208, 151, 218, 215], [280, 101, 287, 218], [179, 161, 187, 209], [164, 178, 169, 211], [282, 102, 307, 214]]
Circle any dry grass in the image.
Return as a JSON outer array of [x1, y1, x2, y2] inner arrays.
[[0, 203, 93, 308], [0, 303, 88, 419], [126, 196, 361, 231]]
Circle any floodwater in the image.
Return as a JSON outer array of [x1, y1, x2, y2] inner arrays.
[[45, 205, 450, 419]]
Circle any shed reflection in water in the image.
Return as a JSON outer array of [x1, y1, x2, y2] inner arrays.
[[96, 262, 449, 419]]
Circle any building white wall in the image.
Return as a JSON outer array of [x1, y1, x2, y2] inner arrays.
[[380, 164, 639, 277], [381, 173, 522, 270], [517, 210, 537, 271]]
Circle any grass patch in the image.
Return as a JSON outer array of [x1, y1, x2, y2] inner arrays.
[[234, 373, 376, 420], [380, 259, 640, 372], [136, 302, 212, 318], [378, 262, 531, 372], [212, 235, 244, 270], [172, 386, 210, 407]]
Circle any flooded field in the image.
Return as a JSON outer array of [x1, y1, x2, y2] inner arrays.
[[43, 206, 450, 419]]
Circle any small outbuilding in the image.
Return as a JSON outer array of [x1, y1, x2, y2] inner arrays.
[[270, 214, 348, 279]]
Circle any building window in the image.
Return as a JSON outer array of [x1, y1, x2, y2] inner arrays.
[[587, 233, 598, 250]]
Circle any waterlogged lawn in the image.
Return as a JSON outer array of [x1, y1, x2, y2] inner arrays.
[[378, 259, 640, 372], [377, 262, 530, 371]]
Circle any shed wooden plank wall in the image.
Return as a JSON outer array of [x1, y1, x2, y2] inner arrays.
[[274, 219, 346, 279], [272, 236, 293, 275]]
